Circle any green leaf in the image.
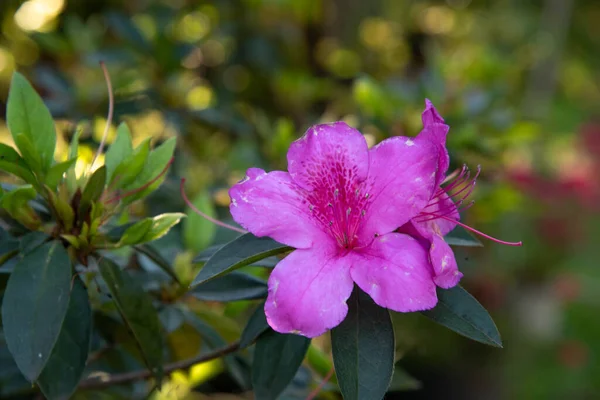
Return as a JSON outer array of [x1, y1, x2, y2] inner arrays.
[[19, 231, 50, 254], [0, 185, 40, 229], [13, 133, 43, 175], [110, 138, 151, 188], [66, 129, 82, 194], [252, 330, 311, 400], [191, 272, 267, 302], [125, 137, 176, 202], [1, 241, 71, 381], [134, 244, 181, 285], [183, 192, 217, 252], [0, 143, 37, 185], [192, 233, 291, 286], [183, 310, 251, 390], [421, 285, 502, 347], [7, 72, 56, 172], [239, 302, 269, 348], [78, 166, 106, 217], [37, 277, 92, 400], [0, 226, 19, 256], [194, 245, 279, 268], [388, 367, 421, 392], [45, 158, 77, 188], [140, 213, 185, 244], [104, 123, 133, 183], [331, 287, 395, 400], [98, 258, 163, 382], [444, 225, 483, 247], [118, 219, 153, 246]]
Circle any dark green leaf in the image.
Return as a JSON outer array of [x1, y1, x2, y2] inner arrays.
[[134, 244, 181, 285], [0, 227, 19, 257], [444, 225, 483, 247], [191, 272, 267, 302], [45, 158, 77, 188], [1, 241, 71, 381], [388, 367, 421, 392], [331, 287, 395, 400], [98, 258, 164, 382], [19, 231, 50, 254], [37, 277, 92, 400], [191, 233, 291, 286], [106, 12, 152, 52], [252, 330, 311, 400], [239, 302, 269, 348], [0, 143, 37, 185], [183, 310, 251, 389], [194, 245, 279, 268], [421, 285, 502, 347], [78, 166, 106, 217], [7, 72, 56, 172]]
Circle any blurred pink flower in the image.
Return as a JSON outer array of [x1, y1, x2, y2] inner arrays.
[[229, 120, 441, 337]]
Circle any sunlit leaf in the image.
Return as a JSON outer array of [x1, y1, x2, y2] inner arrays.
[[183, 191, 217, 253], [6, 72, 56, 172], [0, 143, 38, 186], [45, 158, 77, 188], [104, 123, 133, 184]]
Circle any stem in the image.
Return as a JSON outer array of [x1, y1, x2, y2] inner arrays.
[[436, 215, 523, 246], [104, 158, 174, 205], [133, 244, 181, 285], [305, 367, 335, 400], [90, 62, 114, 171], [180, 178, 246, 234], [79, 341, 240, 390]]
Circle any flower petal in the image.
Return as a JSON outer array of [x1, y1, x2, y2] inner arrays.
[[418, 99, 450, 185], [350, 233, 437, 312], [415, 192, 459, 237], [229, 169, 331, 249], [265, 245, 354, 338], [430, 234, 462, 289], [286, 122, 369, 191], [360, 136, 438, 240]]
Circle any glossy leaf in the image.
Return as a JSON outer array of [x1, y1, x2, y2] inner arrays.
[[140, 213, 186, 243], [444, 225, 483, 247], [421, 285, 502, 347], [192, 233, 291, 286], [252, 330, 311, 400], [37, 277, 92, 400], [194, 245, 279, 268], [104, 123, 133, 183], [118, 219, 153, 246], [111, 138, 150, 188], [78, 166, 106, 217], [183, 191, 217, 252], [125, 137, 176, 203], [331, 287, 395, 400], [1, 241, 71, 381], [19, 231, 50, 254], [65, 128, 82, 194], [98, 258, 164, 382], [45, 158, 77, 188], [239, 302, 269, 348], [191, 271, 268, 302], [6, 72, 56, 172], [0, 143, 37, 185]]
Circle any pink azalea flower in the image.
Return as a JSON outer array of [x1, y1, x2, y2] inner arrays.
[[400, 100, 522, 289], [229, 120, 444, 337]]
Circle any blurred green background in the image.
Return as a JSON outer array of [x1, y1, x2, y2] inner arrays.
[[1, 0, 599, 399]]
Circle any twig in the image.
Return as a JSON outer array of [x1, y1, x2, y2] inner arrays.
[[78, 341, 240, 390], [305, 367, 335, 400], [90, 61, 114, 171]]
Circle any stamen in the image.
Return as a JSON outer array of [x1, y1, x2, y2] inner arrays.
[[105, 158, 174, 204], [436, 214, 522, 246], [90, 61, 114, 171], [180, 178, 247, 234]]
